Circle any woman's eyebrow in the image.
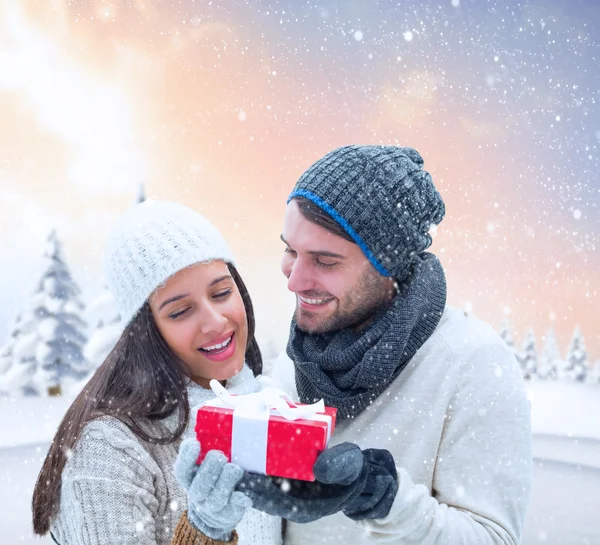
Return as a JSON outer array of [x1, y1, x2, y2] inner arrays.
[[158, 275, 232, 311], [209, 274, 232, 287], [159, 294, 189, 311]]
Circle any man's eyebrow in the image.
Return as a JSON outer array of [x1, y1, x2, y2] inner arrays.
[[280, 234, 345, 259], [158, 275, 232, 311], [308, 250, 345, 259]]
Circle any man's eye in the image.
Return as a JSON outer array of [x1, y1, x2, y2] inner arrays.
[[284, 247, 297, 255], [316, 260, 336, 269], [169, 308, 189, 320]]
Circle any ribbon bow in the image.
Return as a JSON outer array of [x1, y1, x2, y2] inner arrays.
[[209, 379, 325, 421]]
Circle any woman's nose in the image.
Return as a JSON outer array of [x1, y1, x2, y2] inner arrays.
[[198, 304, 228, 334]]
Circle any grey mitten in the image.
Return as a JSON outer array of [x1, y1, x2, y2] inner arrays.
[[237, 442, 398, 523], [173, 438, 252, 540]]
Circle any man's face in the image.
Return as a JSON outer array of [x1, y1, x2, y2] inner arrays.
[[280, 200, 395, 334]]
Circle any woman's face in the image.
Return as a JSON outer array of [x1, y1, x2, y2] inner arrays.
[[149, 260, 248, 388]]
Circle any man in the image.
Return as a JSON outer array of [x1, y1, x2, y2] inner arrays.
[[245, 145, 533, 544]]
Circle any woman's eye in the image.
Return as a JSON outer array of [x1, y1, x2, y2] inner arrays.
[[214, 289, 233, 299], [169, 308, 189, 320]]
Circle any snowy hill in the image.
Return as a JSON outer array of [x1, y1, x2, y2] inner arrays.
[[527, 381, 600, 440]]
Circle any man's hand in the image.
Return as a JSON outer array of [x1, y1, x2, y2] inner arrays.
[[236, 442, 398, 523]]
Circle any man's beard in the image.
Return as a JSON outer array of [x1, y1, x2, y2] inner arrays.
[[294, 268, 393, 334]]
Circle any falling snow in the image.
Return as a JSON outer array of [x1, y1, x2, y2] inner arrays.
[[0, 0, 599, 543]]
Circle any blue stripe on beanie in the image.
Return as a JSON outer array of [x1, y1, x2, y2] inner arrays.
[[287, 189, 392, 277]]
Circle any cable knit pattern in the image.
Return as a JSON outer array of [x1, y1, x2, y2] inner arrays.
[[51, 365, 282, 545], [289, 145, 445, 280], [290, 252, 446, 420], [104, 200, 237, 327], [278, 308, 533, 545]]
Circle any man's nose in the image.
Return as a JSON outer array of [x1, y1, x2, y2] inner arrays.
[[286, 259, 314, 294]]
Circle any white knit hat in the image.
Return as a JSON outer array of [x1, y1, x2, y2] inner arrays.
[[104, 200, 236, 327]]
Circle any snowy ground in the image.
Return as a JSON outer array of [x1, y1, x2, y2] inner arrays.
[[1, 442, 53, 544], [1, 381, 599, 544]]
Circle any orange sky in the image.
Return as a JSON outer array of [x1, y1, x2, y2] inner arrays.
[[0, 0, 598, 361]]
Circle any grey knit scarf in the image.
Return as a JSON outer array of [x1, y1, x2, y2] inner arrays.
[[288, 253, 447, 421]]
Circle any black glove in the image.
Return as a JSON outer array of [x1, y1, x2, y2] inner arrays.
[[343, 448, 398, 520], [236, 442, 398, 523]]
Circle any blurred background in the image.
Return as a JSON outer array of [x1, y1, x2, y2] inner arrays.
[[0, 0, 598, 359], [0, 0, 599, 543]]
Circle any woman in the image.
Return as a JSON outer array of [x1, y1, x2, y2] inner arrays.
[[31, 200, 282, 545]]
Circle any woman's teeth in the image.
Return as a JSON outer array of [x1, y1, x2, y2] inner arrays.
[[199, 334, 233, 353]]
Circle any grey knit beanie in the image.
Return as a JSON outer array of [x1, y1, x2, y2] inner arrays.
[[104, 200, 236, 327], [288, 145, 445, 281]]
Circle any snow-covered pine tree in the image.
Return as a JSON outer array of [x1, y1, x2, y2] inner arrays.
[[0, 347, 10, 377], [84, 289, 122, 370], [1, 230, 89, 396], [134, 183, 146, 205], [562, 327, 589, 382], [498, 318, 515, 351], [0, 304, 44, 395], [0, 314, 28, 395], [518, 330, 537, 381], [0, 314, 21, 375], [33, 230, 90, 395], [537, 328, 560, 380], [588, 360, 600, 384]]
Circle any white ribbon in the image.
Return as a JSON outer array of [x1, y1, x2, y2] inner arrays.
[[202, 380, 331, 475], [209, 379, 325, 420]]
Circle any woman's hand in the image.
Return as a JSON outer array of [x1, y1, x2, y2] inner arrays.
[[173, 438, 252, 541]]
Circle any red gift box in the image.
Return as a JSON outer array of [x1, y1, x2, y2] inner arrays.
[[195, 384, 337, 481]]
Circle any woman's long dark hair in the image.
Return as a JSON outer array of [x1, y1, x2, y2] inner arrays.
[[32, 263, 262, 535]]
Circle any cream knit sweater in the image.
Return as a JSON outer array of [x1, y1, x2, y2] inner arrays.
[[50, 365, 282, 545], [274, 307, 533, 545]]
